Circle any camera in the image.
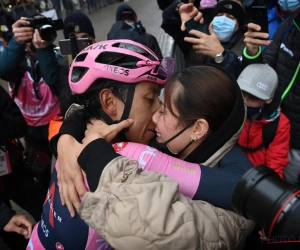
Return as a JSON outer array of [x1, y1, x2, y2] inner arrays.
[[25, 14, 64, 43], [232, 165, 300, 249]]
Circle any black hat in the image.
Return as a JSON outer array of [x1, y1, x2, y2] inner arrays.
[[213, 1, 245, 27], [116, 4, 137, 23], [63, 13, 95, 39]]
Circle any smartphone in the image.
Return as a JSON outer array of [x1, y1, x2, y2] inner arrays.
[[185, 17, 207, 34], [251, 6, 269, 35], [59, 38, 92, 55]]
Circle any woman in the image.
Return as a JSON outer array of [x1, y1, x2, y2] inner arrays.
[[77, 65, 254, 249]]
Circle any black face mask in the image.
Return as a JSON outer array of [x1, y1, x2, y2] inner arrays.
[[150, 122, 195, 158]]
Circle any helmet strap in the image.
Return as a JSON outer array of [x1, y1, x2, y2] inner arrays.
[[98, 85, 136, 142], [115, 85, 136, 141]]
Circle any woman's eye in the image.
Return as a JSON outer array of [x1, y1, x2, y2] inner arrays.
[[159, 110, 164, 114]]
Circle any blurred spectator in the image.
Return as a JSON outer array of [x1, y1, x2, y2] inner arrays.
[[162, 0, 246, 60], [244, 0, 300, 41], [107, 21, 146, 44], [237, 64, 290, 178], [0, 7, 15, 42], [157, 0, 189, 11], [242, 15, 300, 185], [0, 85, 45, 249], [39, 0, 54, 12], [57, 13, 96, 116], [0, 209, 32, 249], [116, 4, 163, 58], [0, 17, 61, 191]]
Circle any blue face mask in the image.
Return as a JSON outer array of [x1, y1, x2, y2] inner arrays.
[[278, 0, 300, 11], [212, 16, 236, 42], [247, 106, 263, 118], [244, 0, 255, 7]]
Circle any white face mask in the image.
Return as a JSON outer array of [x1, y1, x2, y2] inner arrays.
[[126, 22, 135, 29]]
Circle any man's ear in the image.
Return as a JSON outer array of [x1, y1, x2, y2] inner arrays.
[[99, 89, 118, 117], [266, 98, 273, 104], [190, 118, 210, 141]]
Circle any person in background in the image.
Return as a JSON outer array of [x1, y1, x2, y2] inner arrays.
[[48, 13, 96, 143], [116, 4, 163, 58], [0, 6, 15, 43], [0, 206, 33, 249], [58, 13, 96, 116], [0, 17, 61, 193], [237, 64, 290, 178], [162, 0, 246, 58], [243, 0, 299, 41], [242, 13, 300, 185], [0, 85, 44, 249], [268, 0, 300, 39]]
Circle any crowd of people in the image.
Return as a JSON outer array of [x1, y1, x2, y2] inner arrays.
[[0, 0, 299, 249]]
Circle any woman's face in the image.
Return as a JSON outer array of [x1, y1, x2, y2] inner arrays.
[[125, 81, 161, 145], [152, 95, 194, 155]]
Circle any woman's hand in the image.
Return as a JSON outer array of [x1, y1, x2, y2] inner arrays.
[[244, 23, 270, 55], [4, 214, 33, 239], [82, 119, 134, 147], [184, 23, 224, 58], [57, 134, 86, 217], [179, 3, 204, 31], [12, 19, 33, 44]]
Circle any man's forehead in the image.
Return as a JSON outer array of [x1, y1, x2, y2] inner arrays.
[[137, 82, 161, 94]]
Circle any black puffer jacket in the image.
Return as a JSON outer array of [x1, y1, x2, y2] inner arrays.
[[242, 14, 300, 149]]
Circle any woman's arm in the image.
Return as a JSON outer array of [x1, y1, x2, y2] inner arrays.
[[195, 146, 253, 210]]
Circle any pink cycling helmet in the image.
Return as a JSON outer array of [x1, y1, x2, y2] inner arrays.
[[69, 39, 169, 94]]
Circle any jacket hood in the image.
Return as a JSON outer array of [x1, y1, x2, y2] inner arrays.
[[185, 65, 246, 167], [107, 21, 146, 45]]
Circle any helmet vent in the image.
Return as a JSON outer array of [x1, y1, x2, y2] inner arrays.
[[71, 67, 89, 82], [95, 52, 140, 69], [75, 53, 88, 62]]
